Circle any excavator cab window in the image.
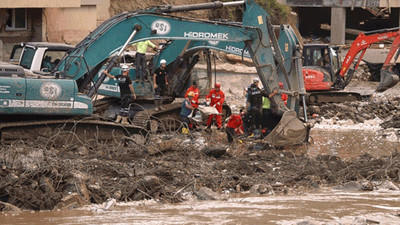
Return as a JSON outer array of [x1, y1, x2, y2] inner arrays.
[[329, 47, 340, 75], [19, 47, 36, 70], [41, 50, 68, 71]]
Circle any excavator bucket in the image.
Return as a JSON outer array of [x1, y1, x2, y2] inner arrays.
[[263, 111, 308, 146], [376, 70, 399, 92]]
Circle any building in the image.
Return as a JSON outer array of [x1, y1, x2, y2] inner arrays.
[[0, 0, 110, 61], [280, 0, 400, 45]]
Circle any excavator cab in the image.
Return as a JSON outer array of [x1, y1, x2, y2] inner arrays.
[[303, 44, 342, 91]]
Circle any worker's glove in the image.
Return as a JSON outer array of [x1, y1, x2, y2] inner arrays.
[[153, 47, 158, 51]]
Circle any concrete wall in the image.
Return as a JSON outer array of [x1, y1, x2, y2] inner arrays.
[[96, 0, 110, 26], [0, 0, 81, 8], [0, 8, 42, 61], [43, 5, 98, 45]]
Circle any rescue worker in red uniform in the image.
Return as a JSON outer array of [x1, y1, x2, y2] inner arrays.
[[226, 109, 244, 143], [279, 82, 288, 105], [206, 83, 225, 131]]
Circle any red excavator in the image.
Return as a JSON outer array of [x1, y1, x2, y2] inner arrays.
[[302, 27, 400, 104]]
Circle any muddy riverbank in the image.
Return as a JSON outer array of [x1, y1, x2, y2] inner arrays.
[[1, 127, 399, 212]]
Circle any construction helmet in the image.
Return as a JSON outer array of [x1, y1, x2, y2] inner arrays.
[[121, 64, 129, 71], [214, 83, 221, 88], [187, 91, 195, 97], [279, 82, 284, 88], [253, 78, 259, 83], [160, 59, 167, 64]]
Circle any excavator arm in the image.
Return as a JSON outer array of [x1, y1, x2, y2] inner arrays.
[[338, 28, 400, 92], [54, 0, 307, 145]]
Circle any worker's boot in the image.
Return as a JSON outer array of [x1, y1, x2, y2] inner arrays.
[[159, 100, 165, 110], [205, 125, 211, 133], [157, 100, 163, 111], [253, 129, 261, 139], [182, 127, 189, 134], [154, 100, 159, 111], [121, 117, 129, 125], [115, 115, 122, 123]]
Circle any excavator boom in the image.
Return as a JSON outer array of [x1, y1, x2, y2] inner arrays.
[[339, 28, 400, 92]]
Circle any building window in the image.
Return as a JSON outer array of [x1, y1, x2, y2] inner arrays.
[[6, 8, 27, 30]]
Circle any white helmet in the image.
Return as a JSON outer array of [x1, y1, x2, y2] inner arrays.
[[253, 77, 259, 83], [160, 59, 167, 64], [121, 64, 129, 71]]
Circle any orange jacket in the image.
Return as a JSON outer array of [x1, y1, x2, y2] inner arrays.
[[185, 85, 200, 108], [206, 89, 225, 109]]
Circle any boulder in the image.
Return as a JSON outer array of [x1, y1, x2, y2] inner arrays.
[[249, 184, 273, 194], [194, 187, 219, 200], [54, 193, 87, 210]]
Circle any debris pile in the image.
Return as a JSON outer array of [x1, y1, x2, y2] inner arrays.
[[1, 124, 399, 211], [307, 94, 400, 128]]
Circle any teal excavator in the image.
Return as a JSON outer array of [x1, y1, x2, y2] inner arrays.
[[0, 0, 308, 146]]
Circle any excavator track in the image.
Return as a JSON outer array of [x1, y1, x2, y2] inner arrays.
[[306, 91, 363, 104], [130, 102, 182, 132], [0, 117, 149, 145]]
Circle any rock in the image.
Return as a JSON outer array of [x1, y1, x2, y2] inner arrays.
[[78, 146, 89, 156], [146, 139, 176, 155], [379, 181, 399, 190], [249, 184, 273, 194], [360, 180, 373, 191], [103, 198, 117, 210], [0, 201, 21, 212], [194, 187, 219, 200], [114, 190, 122, 200], [296, 220, 319, 225], [54, 193, 86, 210], [333, 181, 362, 191], [202, 146, 227, 158], [39, 177, 55, 193]]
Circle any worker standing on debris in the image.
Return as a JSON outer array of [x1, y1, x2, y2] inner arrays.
[[153, 59, 169, 111], [132, 40, 158, 82], [104, 65, 136, 125], [206, 83, 225, 131], [180, 92, 195, 134], [261, 89, 278, 135], [246, 78, 267, 138], [226, 109, 244, 143]]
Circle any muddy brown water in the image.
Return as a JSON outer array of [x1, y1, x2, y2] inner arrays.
[[307, 128, 399, 159], [1, 190, 399, 224], [1, 129, 399, 224]]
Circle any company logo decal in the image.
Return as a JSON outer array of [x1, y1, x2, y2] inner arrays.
[[40, 82, 62, 100], [151, 20, 171, 35]]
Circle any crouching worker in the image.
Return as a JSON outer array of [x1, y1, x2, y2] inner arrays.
[[226, 109, 244, 143], [104, 65, 136, 125], [180, 91, 195, 134]]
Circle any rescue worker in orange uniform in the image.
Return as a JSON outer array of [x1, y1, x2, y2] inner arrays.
[[185, 80, 200, 112], [226, 109, 244, 143], [206, 83, 225, 131]]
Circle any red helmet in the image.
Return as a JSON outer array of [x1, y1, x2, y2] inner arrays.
[[214, 83, 221, 88]]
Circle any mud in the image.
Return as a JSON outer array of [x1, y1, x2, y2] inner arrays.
[[1, 126, 400, 212]]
